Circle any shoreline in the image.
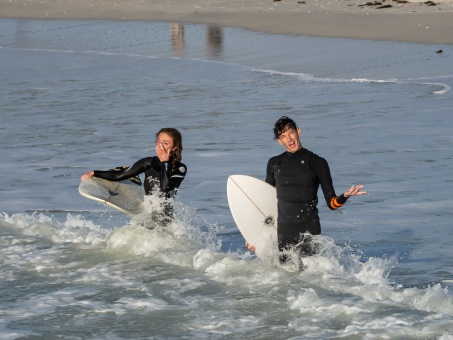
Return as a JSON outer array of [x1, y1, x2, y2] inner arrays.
[[0, 0, 452, 44]]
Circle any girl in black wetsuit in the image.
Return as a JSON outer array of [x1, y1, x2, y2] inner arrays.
[[81, 128, 187, 223], [247, 117, 367, 264]]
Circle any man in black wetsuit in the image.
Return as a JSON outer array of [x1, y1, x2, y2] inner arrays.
[[249, 116, 367, 264], [82, 128, 187, 224]]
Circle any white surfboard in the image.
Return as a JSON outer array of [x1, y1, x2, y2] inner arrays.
[[227, 175, 278, 258], [79, 177, 144, 215]]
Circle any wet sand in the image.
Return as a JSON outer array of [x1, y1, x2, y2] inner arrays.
[[0, 0, 452, 44]]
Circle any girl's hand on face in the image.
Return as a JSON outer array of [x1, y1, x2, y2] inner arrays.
[[156, 143, 171, 162], [155, 132, 175, 162]]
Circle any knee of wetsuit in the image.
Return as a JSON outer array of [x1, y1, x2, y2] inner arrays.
[[279, 253, 290, 264], [298, 239, 319, 257]]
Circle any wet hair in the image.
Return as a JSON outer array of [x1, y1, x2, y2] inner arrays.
[[156, 127, 183, 166], [273, 116, 298, 140]]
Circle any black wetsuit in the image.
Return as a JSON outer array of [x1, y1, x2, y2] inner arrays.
[[265, 147, 347, 257], [93, 157, 186, 197], [93, 157, 187, 223]]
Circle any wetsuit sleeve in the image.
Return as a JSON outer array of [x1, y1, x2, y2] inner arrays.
[[265, 158, 276, 187], [93, 158, 149, 182], [311, 155, 348, 210], [161, 162, 187, 197]]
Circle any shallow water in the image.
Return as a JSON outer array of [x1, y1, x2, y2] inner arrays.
[[1, 19, 453, 339]]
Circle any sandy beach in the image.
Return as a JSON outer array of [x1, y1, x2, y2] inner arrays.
[[0, 0, 452, 44]]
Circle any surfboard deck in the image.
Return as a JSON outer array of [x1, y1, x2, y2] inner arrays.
[[79, 177, 144, 215], [227, 175, 278, 258]]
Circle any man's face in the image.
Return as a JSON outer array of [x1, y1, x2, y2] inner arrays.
[[277, 127, 301, 153]]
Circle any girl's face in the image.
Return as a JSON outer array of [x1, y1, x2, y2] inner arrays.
[[156, 132, 175, 154]]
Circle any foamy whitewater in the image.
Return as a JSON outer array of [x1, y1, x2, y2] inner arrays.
[[1, 19, 452, 339]]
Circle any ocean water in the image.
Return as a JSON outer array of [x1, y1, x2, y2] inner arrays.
[[1, 18, 453, 339]]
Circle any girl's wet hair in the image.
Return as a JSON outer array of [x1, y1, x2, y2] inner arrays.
[[273, 116, 298, 139], [156, 128, 183, 166]]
